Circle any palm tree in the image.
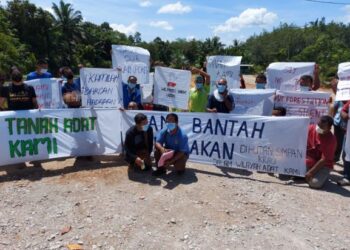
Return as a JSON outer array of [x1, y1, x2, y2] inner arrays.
[[52, 0, 83, 65]]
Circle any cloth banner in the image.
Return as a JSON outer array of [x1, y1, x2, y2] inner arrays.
[[267, 62, 315, 91], [111, 45, 150, 85], [0, 109, 122, 166], [207, 56, 242, 93], [230, 89, 276, 115], [153, 67, 191, 109], [274, 90, 330, 124], [338, 62, 350, 81], [121, 111, 309, 176], [80, 68, 122, 108], [25, 78, 62, 109], [141, 72, 154, 103], [335, 80, 350, 101]]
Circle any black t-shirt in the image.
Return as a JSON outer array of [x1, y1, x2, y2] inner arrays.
[[0, 83, 36, 110], [124, 125, 153, 163], [207, 93, 234, 113]]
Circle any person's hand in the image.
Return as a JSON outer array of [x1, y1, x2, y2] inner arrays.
[[208, 108, 217, 113], [135, 157, 143, 167], [305, 171, 313, 182], [119, 107, 125, 112], [191, 67, 199, 74]]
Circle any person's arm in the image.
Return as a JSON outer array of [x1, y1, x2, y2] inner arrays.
[[148, 128, 154, 154], [191, 67, 210, 85], [222, 91, 233, 111], [32, 98, 39, 109], [240, 74, 246, 89], [164, 133, 188, 166], [305, 158, 326, 181], [312, 64, 320, 90], [206, 95, 217, 113], [0, 97, 6, 111], [155, 130, 167, 153], [124, 130, 138, 163]]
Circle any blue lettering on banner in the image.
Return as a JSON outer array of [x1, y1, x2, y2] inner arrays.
[[86, 73, 120, 84], [190, 140, 235, 160], [192, 118, 265, 138], [82, 87, 115, 96]]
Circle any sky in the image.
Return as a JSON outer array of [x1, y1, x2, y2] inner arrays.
[[11, 0, 350, 45]]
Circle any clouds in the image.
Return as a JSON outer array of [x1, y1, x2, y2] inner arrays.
[[213, 8, 278, 34], [157, 1, 192, 14], [150, 21, 173, 30], [139, 0, 152, 7], [343, 5, 350, 22], [110, 22, 138, 35]]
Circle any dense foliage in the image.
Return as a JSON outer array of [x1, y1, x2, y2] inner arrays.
[[1, 0, 350, 83]]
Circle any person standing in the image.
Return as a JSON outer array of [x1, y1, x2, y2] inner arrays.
[[26, 59, 52, 81], [206, 78, 234, 113]]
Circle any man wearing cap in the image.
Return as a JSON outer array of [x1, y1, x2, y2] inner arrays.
[[122, 75, 142, 109], [189, 67, 210, 112]]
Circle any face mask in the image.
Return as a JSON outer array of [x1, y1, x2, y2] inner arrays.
[[300, 86, 310, 92], [142, 124, 149, 132], [128, 82, 136, 89], [316, 125, 325, 135], [40, 68, 48, 74], [256, 83, 266, 89], [196, 83, 203, 89], [166, 122, 176, 132], [217, 85, 226, 93]]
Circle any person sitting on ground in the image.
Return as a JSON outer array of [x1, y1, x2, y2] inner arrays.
[[26, 59, 52, 81], [206, 78, 234, 113], [255, 73, 267, 89], [239, 74, 246, 89], [0, 70, 38, 111], [124, 113, 153, 171], [189, 70, 210, 112], [305, 115, 336, 189], [61, 67, 81, 108], [122, 75, 142, 109], [153, 113, 189, 176]]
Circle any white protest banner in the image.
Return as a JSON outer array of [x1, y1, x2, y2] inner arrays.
[[267, 62, 315, 91], [230, 89, 276, 116], [0, 108, 122, 166], [141, 72, 154, 103], [335, 80, 350, 101], [80, 68, 122, 108], [121, 111, 309, 176], [153, 67, 191, 109], [111, 45, 150, 85], [338, 62, 350, 81], [25, 78, 62, 109], [274, 90, 330, 124], [207, 56, 242, 93]]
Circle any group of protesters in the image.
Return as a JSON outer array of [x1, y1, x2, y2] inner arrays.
[[0, 58, 349, 190]]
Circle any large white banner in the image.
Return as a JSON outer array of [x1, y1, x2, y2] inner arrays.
[[267, 62, 315, 91], [153, 67, 191, 109], [230, 89, 276, 115], [80, 68, 122, 108], [335, 80, 350, 101], [25, 78, 62, 109], [338, 62, 350, 81], [274, 90, 330, 124], [111, 45, 150, 85], [0, 109, 122, 166], [121, 111, 309, 176], [207, 56, 242, 93]]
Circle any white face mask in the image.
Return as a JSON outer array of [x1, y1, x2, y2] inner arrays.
[[316, 125, 325, 135], [300, 86, 310, 92], [40, 68, 48, 74]]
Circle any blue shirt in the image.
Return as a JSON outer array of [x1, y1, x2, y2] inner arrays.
[[156, 127, 190, 154], [61, 78, 81, 95], [122, 83, 142, 108], [26, 71, 52, 81]]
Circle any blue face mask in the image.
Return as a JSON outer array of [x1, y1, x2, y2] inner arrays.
[[128, 82, 136, 90], [217, 85, 226, 93], [142, 124, 149, 132], [196, 83, 203, 89], [256, 83, 266, 89], [166, 122, 176, 132], [300, 86, 310, 92]]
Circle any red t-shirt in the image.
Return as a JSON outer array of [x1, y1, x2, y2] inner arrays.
[[306, 124, 336, 169]]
